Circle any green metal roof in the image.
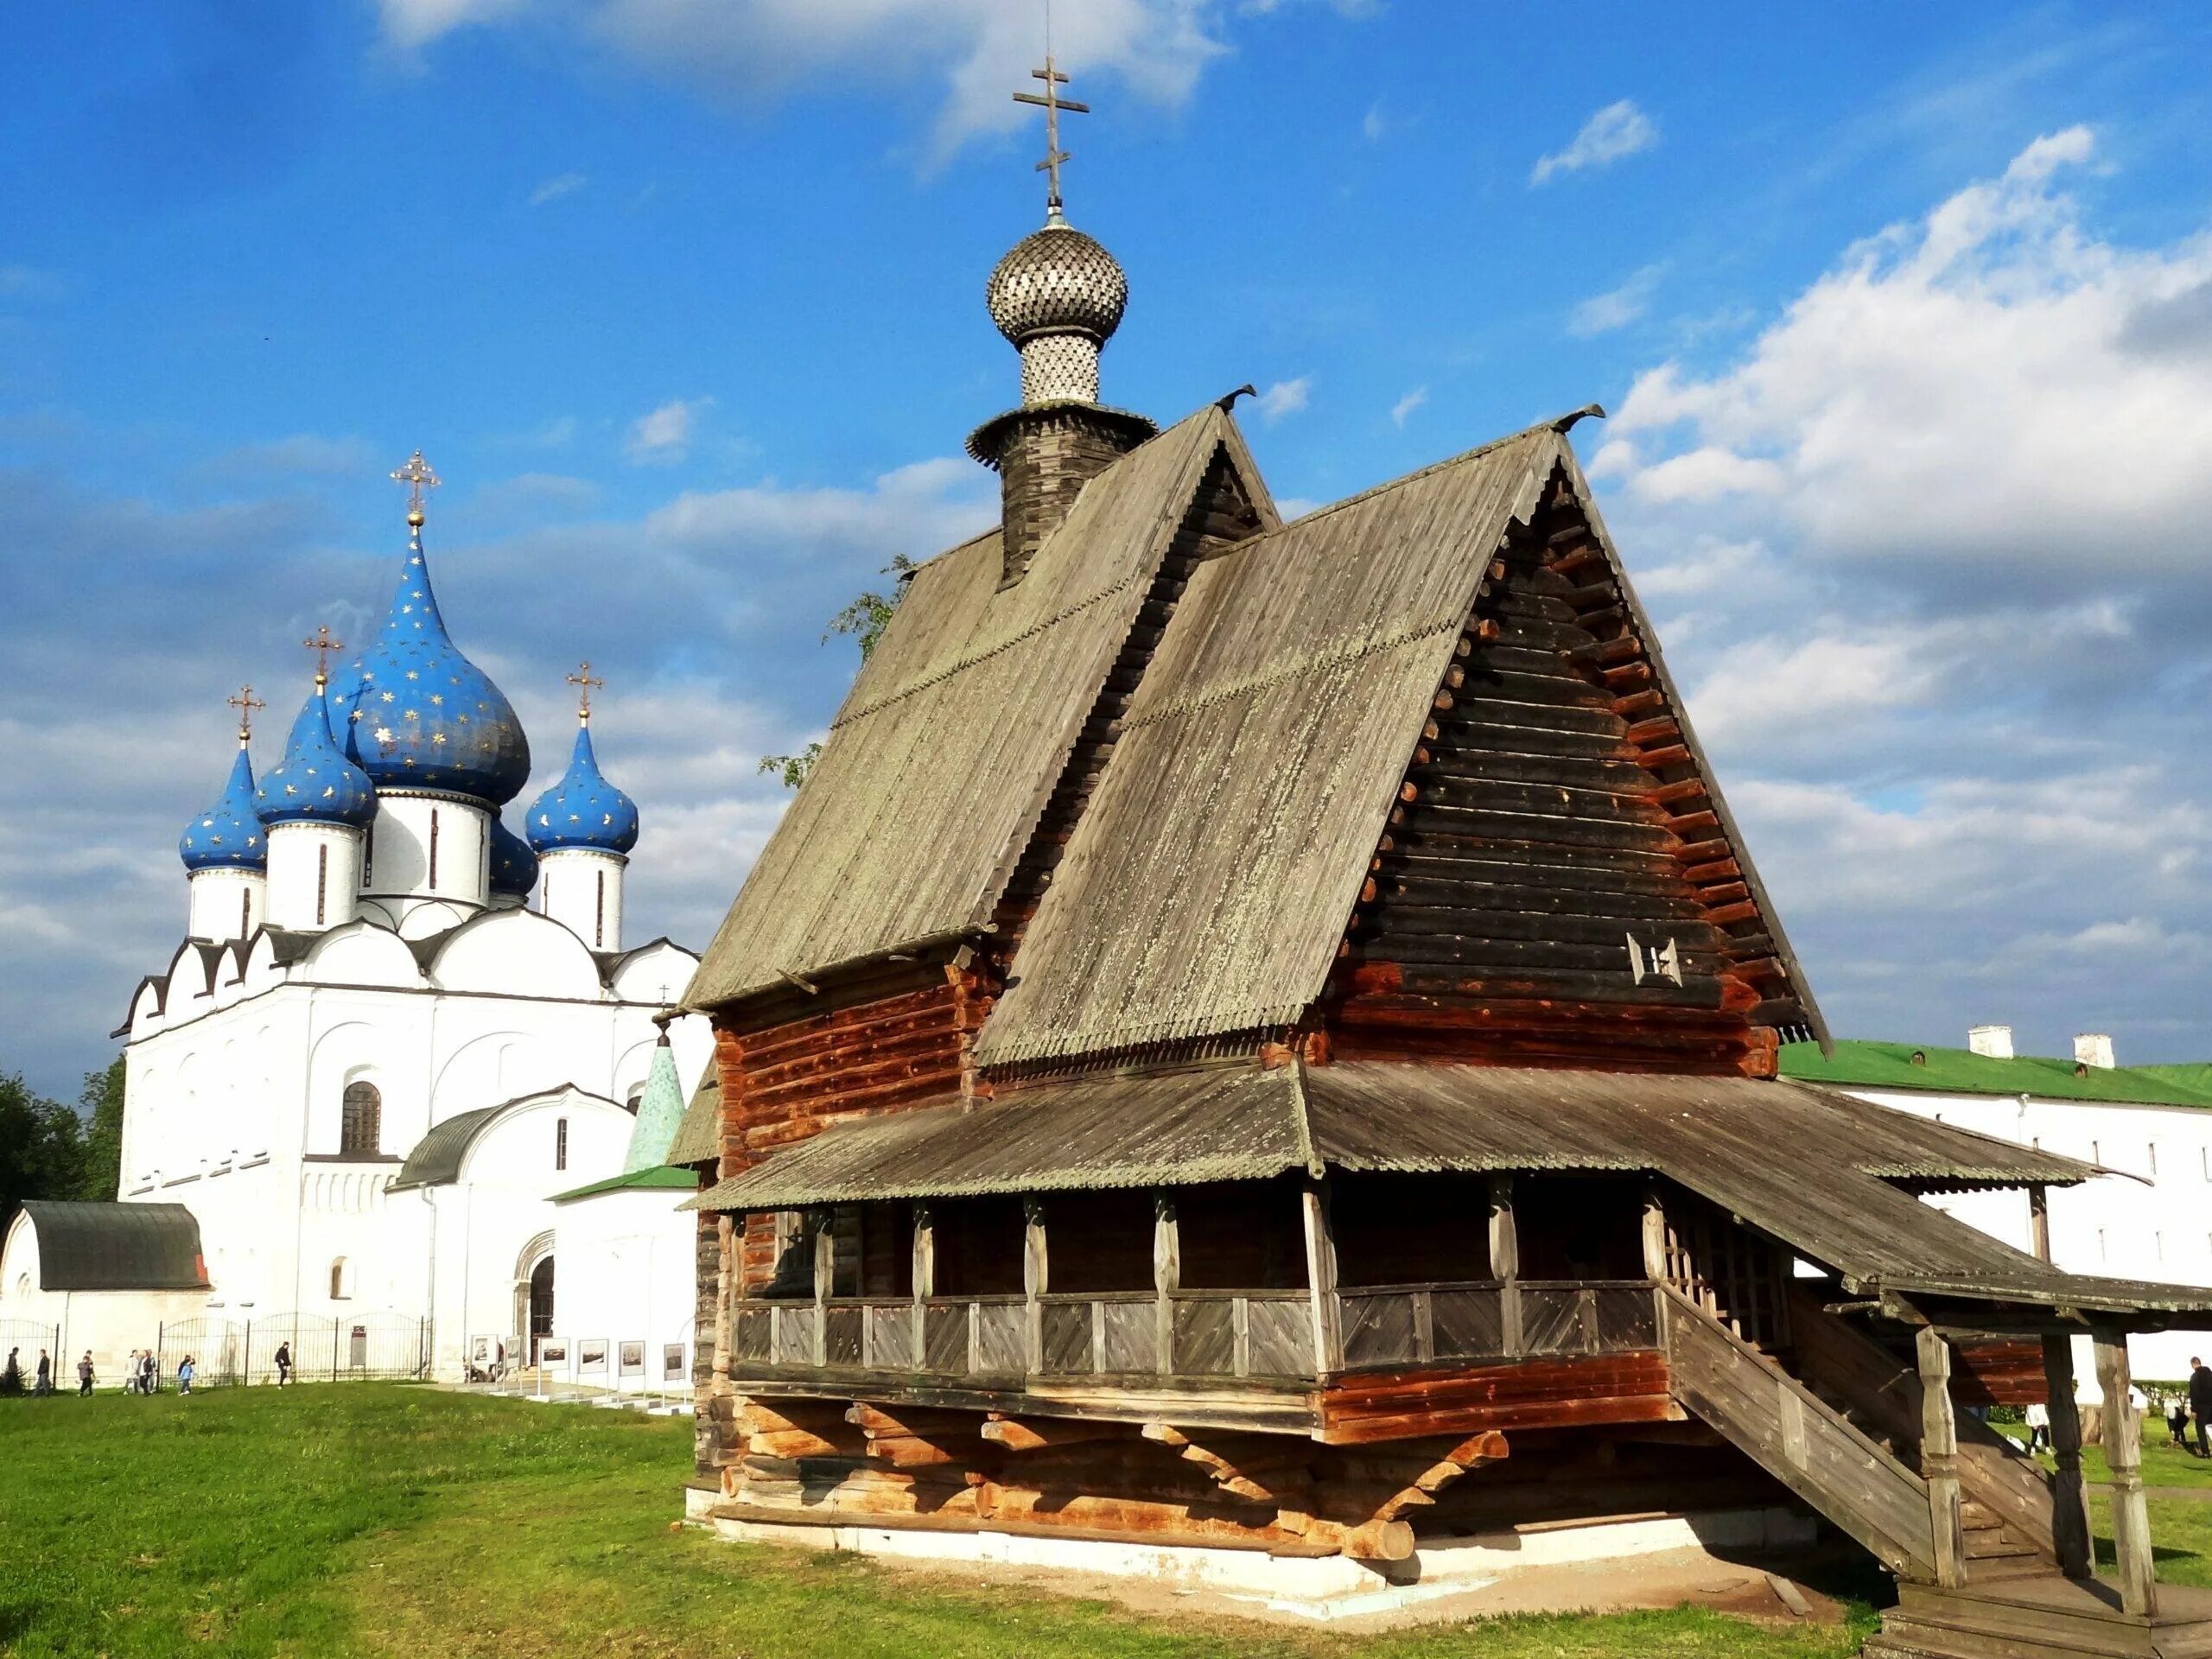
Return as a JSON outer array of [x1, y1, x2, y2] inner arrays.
[[551, 1166, 699, 1204], [1780, 1040, 2212, 1109], [19, 1201, 207, 1292]]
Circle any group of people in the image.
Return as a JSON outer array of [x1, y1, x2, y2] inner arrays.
[[2021, 1357, 2212, 1457], [0, 1345, 212, 1396]]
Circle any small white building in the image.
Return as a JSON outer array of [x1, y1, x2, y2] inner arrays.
[[0, 474, 711, 1386], [1783, 1026, 2212, 1382]]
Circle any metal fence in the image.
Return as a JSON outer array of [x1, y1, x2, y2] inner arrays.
[[151, 1313, 433, 1389], [0, 1319, 62, 1392]]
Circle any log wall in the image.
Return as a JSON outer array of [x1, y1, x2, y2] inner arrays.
[[1324, 473, 1787, 1076]]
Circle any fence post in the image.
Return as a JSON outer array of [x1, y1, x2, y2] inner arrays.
[[156, 1321, 165, 1394], [332, 1316, 340, 1383], [244, 1320, 252, 1388]]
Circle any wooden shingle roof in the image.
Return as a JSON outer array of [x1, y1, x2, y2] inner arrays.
[[686, 405, 1274, 1012]]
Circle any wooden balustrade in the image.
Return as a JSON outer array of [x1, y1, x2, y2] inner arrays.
[[730, 1280, 1662, 1382]]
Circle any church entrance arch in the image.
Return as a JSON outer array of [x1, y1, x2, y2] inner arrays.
[[529, 1257, 555, 1357]]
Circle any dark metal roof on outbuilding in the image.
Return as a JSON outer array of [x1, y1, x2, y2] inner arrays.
[[18, 1201, 207, 1292]]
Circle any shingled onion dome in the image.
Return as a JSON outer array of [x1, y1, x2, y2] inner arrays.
[[337, 520, 531, 805], [256, 678, 376, 829], [179, 742, 267, 872], [524, 720, 639, 856], [985, 210, 1129, 406], [487, 815, 538, 899]]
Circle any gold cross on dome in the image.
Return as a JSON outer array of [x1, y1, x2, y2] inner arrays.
[[566, 660, 605, 722], [390, 450, 441, 525], [302, 623, 346, 686], [1013, 53, 1089, 216], [226, 683, 267, 743]]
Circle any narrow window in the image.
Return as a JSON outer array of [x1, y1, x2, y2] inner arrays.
[[594, 869, 607, 947], [2097, 1228, 2108, 1262], [2147, 1142, 2158, 1175], [556, 1117, 568, 1172], [2091, 1140, 2101, 1165], [428, 808, 441, 889], [340, 1081, 382, 1157], [2031, 1135, 2042, 1150], [315, 843, 329, 927], [329, 1258, 348, 1300], [479, 833, 489, 897], [240, 887, 251, 938], [362, 821, 375, 888], [2156, 1231, 2165, 1262]]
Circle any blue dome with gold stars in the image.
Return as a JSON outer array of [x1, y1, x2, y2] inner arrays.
[[489, 815, 539, 898], [257, 680, 377, 829], [337, 526, 531, 805], [180, 746, 267, 872], [525, 722, 640, 855]]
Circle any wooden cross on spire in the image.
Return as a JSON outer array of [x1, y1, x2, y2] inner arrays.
[[567, 660, 605, 724], [1013, 52, 1089, 217], [390, 449, 441, 528], [302, 623, 346, 687], [227, 684, 267, 744]]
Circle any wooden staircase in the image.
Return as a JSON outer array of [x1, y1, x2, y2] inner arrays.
[[1660, 1285, 2212, 1656]]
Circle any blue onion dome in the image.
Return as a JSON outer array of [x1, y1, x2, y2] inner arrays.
[[525, 721, 640, 855], [488, 815, 539, 898], [179, 743, 267, 872], [257, 677, 376, 828], [337, 522, 531, 804]]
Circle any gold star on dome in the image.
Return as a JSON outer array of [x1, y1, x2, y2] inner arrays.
[[380, 691, 395, 702], [374, 727, 393, 743]]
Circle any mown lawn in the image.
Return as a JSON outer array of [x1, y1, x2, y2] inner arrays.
[[1, 1383, 2183, 1658]]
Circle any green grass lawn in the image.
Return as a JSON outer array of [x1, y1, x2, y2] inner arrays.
[[0, 1384, 1890, 1659], [10, 1389, 2204, 1659]]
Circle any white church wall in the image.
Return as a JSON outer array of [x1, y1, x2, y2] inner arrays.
[[426, 909, 602, 1001], [554, 1187, 699, 1392], [302, 922, 421, 988], [1853, 1085, 2212, 1382]]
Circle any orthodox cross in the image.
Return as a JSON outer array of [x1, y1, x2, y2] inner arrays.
[[302, 624, 346, 686], [227, 684, 267, 743], [390, 450, 441, 525], [1013, 54, 1088, 216], [567, 660, 605, 723]]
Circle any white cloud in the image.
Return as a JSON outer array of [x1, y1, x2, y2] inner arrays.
[[1531, 99, 1658, 186], [530, 171, 588, 207], [1255, 376, 1311, 423], [209, 435, 376, 478], [377, 0, 1234, 159], [1361, 99, 1387, 142], [1605, 127, 2212, 572], [625, 397, 713, 464], [1389, 385, 1427, 428], [1567, 264, 1663, 337]]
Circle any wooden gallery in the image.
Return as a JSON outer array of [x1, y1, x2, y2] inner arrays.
[[666, 95, 2212, 1655]]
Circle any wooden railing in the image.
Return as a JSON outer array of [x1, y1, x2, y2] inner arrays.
[[731, 1281, 1662, 1383], [1337, 1280, 1658, 1370], [1658, 1283, 1938, 1581]]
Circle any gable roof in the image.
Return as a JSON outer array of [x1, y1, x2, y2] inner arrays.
[[975, 420, 1824, 1068], [1783, 1040, 2212, 1109], [19, 1201, 207, 1292], [686, 405, 1274, 1013], [664, 1073, 721, 1168]]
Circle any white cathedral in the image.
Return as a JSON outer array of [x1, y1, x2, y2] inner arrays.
[[0, 460, 713, 1387]]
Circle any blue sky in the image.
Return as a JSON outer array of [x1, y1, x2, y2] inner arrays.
[[7, 2, 2212, 1096]]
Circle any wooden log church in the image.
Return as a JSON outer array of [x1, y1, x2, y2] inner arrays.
[[672, 63, 2212, 1651]]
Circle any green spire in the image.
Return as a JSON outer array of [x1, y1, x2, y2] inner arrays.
[[623, 1033, 686, 1173]]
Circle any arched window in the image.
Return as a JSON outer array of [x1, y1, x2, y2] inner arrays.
[[340, 1081, 382, 1158], [329, 1256, 352, 1300], [555, 1116, 569, 1172]]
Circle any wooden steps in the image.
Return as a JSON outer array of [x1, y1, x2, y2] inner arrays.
[[1868, 1577, 2212, 1659]]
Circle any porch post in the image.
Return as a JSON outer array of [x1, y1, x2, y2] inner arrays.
[[2028, 1185, 2052, 1263], [1916, 1326, 1967, 1587], [2094, 1326, 2158, 1617], [1023, 1197, 1047, 1376], [2042, 1332, 2093, 1580], [1300, 1180, 1343, 1376], [810, 1210, 832, 1367], [910, 1202, 933, 1366], [1152, 1192, 1179, 1378], [1489, 1173, 1522, 1357]]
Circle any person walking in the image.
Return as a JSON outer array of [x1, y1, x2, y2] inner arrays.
[[176, 1355, 195, 1396], [143, 1349, 158, 1395], [2189, 1357, 2212, 1458], [274, 1342, 291, 1387], [2024, 1399, 2051, 1453], [2, 1347, 22, 1396], [76, 1352, 93, 1396], [35, 1349, 52, 1396]]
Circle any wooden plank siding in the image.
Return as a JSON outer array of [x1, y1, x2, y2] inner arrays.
[[1325, 472, 1786, 1076]]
